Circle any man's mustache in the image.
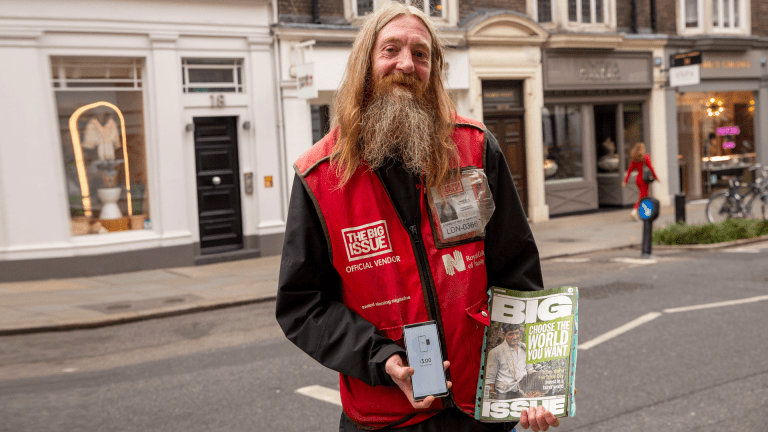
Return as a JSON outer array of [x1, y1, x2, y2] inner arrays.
[[378, 73, 422, 93]]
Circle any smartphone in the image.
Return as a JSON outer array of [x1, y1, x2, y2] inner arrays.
[[403, 321, 449, 401]]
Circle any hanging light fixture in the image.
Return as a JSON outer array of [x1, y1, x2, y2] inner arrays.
[[706, 97, 724, 117]]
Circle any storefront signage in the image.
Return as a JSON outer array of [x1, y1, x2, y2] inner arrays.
[[670, 51, 702, 68], [717, 126, 740, 136], [698, 51, 762, 79], [543, 53, 652, 91], [669, 64, 700, 87], [296, 63, 317, 99]]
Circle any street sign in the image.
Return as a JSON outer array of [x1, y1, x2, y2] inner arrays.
[[296, 63, 317, 100], [669, 64, 700, 87], [639, 197, 660, 221], [670, 51, 702, 68]]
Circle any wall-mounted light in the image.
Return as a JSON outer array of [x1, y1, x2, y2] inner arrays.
[[762, 58, 766, 66], [185, 123, 194, 132], [243, 121, 251, 130], [654, 57, 663, 67]]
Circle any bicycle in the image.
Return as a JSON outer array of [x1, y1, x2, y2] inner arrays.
[[705, 164, 768, 223]]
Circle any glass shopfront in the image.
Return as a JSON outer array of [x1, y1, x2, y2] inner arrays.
[[52, 57, 151, 236], [676, 91, 756, 198], [542, 105, 584, 181]]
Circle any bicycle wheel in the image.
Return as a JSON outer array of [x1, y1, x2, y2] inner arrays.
[[706, 191, 734, 223], [746, 194, 766, 220]]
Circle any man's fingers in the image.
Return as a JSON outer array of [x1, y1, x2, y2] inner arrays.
[[526, 407, 539, 431], [545, 410, 560, 428], [443, 360, 450, 371], [519, 407, 529, 429], [446, 380, 452, 390]]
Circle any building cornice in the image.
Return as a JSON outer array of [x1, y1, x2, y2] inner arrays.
[[546, 33, 624, 50]]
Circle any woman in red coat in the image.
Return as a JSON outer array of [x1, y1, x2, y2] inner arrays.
[[623, 142, 659, 221]]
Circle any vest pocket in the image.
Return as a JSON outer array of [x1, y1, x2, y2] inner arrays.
[[465, 297, 490, 377], [378, 324, 405, 349]]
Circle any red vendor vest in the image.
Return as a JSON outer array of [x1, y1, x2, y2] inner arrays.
[[294, 115, 491, 430]]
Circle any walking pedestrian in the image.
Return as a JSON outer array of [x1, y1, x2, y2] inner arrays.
[[622, 142, 659, 221]]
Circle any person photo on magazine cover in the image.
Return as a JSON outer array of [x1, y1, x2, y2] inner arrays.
[[486, 323, 535, 400]]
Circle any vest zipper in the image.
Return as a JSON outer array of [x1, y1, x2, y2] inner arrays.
[[407, 220, 455, 409]]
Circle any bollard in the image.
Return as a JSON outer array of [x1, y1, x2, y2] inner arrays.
[[638, 197, 660, 259], [675, 194, 686, 224]]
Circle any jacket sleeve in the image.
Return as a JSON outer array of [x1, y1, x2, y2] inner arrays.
[[483, 131, 544, 292], [275, 174, 405, 387]]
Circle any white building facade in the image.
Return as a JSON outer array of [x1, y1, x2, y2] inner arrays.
[[0, 0, 284, 281]]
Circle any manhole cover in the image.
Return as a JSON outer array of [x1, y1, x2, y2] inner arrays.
[[106, 303, 132, 311], [580, 282, 653, 299]]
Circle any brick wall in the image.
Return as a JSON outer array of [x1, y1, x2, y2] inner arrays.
[[278, 0, 345, 23], [459, 0, 527, 25], [752, 0, 768, 37], [654, 0, 677, 35]]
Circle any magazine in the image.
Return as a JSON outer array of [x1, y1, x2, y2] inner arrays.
[[474, 286, 578, 422]]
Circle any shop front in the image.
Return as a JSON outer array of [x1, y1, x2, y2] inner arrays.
[[0, 0, 281, 281], [542, 51, 654, 215], [671, 49, 766, 199]]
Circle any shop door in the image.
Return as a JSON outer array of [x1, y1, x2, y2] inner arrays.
[[485, 115, 528, 212], [193, 116, 243, 254]]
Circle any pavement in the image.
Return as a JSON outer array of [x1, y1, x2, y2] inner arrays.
[[0, 201, 713, 335]]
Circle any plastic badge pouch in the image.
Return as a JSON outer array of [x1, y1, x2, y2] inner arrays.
[[427, 168, 495, 247]]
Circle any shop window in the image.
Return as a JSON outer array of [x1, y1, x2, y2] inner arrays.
[[623, 104, 645, 173], [676, 91, 755, 198], [679, 0, 749, 34], [52, 57, 151, 236], [182, 59, 243, 93], [542, 105, 584, 182], [348, 0, 455, 24], [311, 105, 331, 144]]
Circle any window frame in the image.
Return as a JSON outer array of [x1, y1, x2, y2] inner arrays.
[[678, 0, 750, 35], [531, 0, 616, 32], [345, 0, 457, 27]]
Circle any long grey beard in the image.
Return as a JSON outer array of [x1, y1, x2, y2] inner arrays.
[[360, 88, 436, 175]]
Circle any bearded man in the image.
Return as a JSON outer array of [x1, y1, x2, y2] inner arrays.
[[486, 324, 535, 400], [276, 2, 557, 431]]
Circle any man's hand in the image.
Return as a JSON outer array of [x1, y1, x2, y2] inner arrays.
[[519, 406, 560, 432], [385, 354, 451, 409]]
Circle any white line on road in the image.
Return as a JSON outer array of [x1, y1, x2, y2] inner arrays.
[[295, 385, 342, 406], [552, 257, 591, 263], [580, 312, 662, 351], [663, 295, 768, 314], [610, 257, 657, 265], [723, 247, 762, 253]]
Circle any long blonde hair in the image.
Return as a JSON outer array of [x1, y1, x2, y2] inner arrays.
[[630, 142, 646, 163], [330, 1, 458, 188]]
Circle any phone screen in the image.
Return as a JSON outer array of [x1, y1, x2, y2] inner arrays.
[[403, 321, 449, 401]]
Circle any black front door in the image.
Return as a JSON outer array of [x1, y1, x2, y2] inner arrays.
[[193, 116, 243, 254]]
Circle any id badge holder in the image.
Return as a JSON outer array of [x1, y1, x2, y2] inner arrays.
[[426, 168, 495, 249]]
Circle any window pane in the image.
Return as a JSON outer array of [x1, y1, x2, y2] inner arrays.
[[623, 104, 644, 172], [569, 0, 578, 22], [723, 0, 730, 27], [686, 0, 699, 27], [54, 61, 151, 236], [538, 0, 552, 23], [582, 0, 592, 23], [311, 105, 331, 143], [429, 0, 442, 17], [734, 0, 739, 27], [596, 0, 604, 23], [713, 0, 719, 26], [188, 69, 233, 84], [357, 0, 373, 16], [543, 105, 583, 181]]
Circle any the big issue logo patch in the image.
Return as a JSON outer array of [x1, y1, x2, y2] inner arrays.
[[342, 220, 393, 262]]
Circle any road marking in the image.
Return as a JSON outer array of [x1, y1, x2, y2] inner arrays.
[[295, 385, 342, 406], [663, 295, 768, 314], [610, 257, 657, 265], [723, 247, 762, 253], [580, 312, 662, 351], [582, 294, 768, 351], [552, 258, 590, 263], [62, 368, 77, 373]]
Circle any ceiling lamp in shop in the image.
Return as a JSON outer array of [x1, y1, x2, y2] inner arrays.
[[706, 97, 724, 117]]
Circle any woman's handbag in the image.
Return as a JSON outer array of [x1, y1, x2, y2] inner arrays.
[[642, 165, 655, 184]]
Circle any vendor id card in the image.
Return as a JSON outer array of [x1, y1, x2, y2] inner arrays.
[[430, 174, 482, 240], [403, 321, 449, 401]]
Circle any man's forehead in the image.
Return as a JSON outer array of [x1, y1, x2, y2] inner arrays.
[[375, 15, 431, 48]]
